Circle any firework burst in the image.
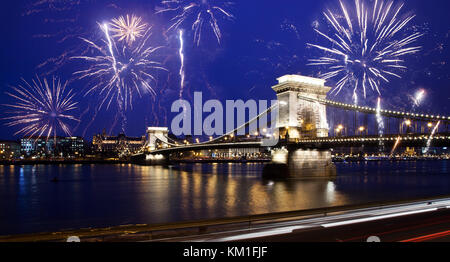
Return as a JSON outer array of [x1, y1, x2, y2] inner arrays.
[[110, 15, 148, 45], [25, 0, 119, 74], [308, 0, 422, 103], [72, 19, 167, 113], [3, 76, 78, 140], [157, 0, 234, 46]]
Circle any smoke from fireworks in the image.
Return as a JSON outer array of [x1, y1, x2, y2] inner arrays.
[[157, 0, 234, 46], [3, 76, 78, 140], [308, 0, 422, 104], [72, 18, 167, 131]]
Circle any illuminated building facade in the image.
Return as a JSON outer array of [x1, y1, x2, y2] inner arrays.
[[93, 131, 145, 156], [0, 140, 20, 159], [20, 137, 86, 158]]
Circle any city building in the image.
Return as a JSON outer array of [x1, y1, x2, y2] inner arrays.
[[93, 131, 146, 156], [0, 140, 20, 160], [57, 137, 87, 157], [20, 137, 87, 158], [20, 137, 55, 157]]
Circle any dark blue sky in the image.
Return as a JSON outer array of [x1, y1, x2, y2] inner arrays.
[[0, 0, 449, 140]]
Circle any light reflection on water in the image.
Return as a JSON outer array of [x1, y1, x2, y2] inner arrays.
[[0, 161, 449, 235]]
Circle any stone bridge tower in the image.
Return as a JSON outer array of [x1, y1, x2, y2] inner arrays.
[[272, 75, 331, 139], [146, 127, 169, 151]]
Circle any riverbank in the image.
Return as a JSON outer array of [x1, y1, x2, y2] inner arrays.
[[172, 159, 272, 164], [333, 156, 450, 162], [0, 158, 271, 166], [0, 157, 448, 166], [0, 159, 128, 165]]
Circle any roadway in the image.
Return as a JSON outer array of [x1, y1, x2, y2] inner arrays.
[[241, 207, 450, 242], [152, 198, 450, 242]]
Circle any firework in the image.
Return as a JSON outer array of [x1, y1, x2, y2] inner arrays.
[[157, 0, 234, 46], [424, 121, 440, 154], [179, 30, 186, 98], [412, 89, 426, 107], [110, 15, 148, 45], [390, 136, 401, 155], [376, 97, 385, 151], [3, 76, 78, 140], [25, 0, 119, 74], [72, 20, 167, 115], [308, 0, 422, 103]]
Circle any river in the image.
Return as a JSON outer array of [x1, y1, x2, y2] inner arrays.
[[0, 160, 449, 235]]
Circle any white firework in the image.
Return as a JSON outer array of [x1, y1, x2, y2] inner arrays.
[[308, 0, 422, 103], [110, 15, 148, 45], [157, 0, 234, 46], [72, 21, 166, 112], [3, 76, 79, 139]]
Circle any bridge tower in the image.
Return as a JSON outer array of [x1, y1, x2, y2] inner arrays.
[[146, 127, 169, 151], [265, 75, 336, 179], [272, 75, 331, 139]]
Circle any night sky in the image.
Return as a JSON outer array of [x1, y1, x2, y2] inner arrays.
[[0, 0, 449, 140]]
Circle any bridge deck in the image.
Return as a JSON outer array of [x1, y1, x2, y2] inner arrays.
[[290, 133, 450, 148], [141, 133, 450, 156]]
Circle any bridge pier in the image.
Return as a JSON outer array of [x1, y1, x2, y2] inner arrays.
[[131, 153, 170, 166], [263, 147, 336, 179]]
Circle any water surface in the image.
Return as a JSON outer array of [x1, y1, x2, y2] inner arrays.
[[0, 161, 449, 235]]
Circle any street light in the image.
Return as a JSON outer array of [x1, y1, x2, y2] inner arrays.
[[358, 126, 366, 136], [336, 125, 344, 136], [405, 120, 412, 126], [404, 119, 412, 134]]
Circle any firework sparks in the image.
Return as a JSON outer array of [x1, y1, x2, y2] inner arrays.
[[25, 0, 119, 74], [110, 15, 148, 45], [72, 20, 167, 116], [179, 29, 186, 98], [412, 89, 426, 107], [424, 121, 440, 154], [308, 0, 422, 103], [376, 97, 385, 151], [3, 76, 78, 140], [390, 136, 401, 156], [157, 0, 234, 46]]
